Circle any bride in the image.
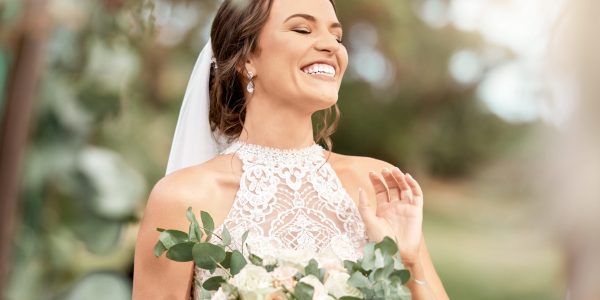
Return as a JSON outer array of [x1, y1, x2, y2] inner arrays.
[[133, 0, 449, 299]]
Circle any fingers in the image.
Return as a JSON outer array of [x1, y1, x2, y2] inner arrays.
[[369, 171, 389, 205], [391, 167, 413, 204], [357, 187, 376, 223], [405, 173, 423, 206], [382, 168, 400, 200]]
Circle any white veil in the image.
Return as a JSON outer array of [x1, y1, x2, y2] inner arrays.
[[165, 40, 228, 175]]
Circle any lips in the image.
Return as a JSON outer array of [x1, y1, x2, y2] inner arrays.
[[301, 61, 337, 78]]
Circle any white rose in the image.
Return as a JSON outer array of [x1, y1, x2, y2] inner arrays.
[[211, 287, 228, 300], [299, 275, 330, 299], [231, 264, 273, 291], [324, 270, 363, 299], [271, 265, 298, 290], [277, 248, 314, 267], [315, 249, 345, 272], [265, 290, 287, 300], [239, 288, 280, 300]]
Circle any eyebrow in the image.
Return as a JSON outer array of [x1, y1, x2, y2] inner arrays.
[[284, 13, 343, 30]]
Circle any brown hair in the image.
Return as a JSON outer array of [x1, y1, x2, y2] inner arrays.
[[208, 0, 339, 153]]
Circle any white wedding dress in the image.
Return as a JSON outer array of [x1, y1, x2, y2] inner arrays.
[[191, 140, 368, 299]]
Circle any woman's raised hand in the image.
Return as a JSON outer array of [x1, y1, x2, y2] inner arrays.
[[357, 167, 424, 265]]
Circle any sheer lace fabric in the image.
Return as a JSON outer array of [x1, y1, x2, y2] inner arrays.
[[191, 140, 368, 299]]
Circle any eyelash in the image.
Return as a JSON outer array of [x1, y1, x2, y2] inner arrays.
[[292, 28, 343, 44]]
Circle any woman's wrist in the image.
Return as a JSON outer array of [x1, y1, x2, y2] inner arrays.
[[403, 259, 427, 283]]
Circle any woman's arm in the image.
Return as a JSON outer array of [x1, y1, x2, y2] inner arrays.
[[354, 157, 449, 300], [404, 236, 449, 300], [133, 168, 217, 300], [133, 176, 194, 299]]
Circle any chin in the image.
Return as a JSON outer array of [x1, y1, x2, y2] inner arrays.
[[311, 94, 338, 111]]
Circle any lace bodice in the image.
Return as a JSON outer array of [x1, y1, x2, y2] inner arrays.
[[192, 140, 368, 299]]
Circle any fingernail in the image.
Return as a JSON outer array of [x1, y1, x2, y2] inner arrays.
[[406, 173, 413, 178]]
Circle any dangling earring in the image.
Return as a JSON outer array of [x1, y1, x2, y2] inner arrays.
[[246, 71, 255, 94]]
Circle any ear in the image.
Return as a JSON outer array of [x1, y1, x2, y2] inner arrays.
[[236, 55, 257, 78]]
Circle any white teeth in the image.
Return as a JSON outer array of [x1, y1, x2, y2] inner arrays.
[[301, 63, 335, 77]]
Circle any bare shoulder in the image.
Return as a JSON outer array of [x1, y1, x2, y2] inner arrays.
[[327, 151, 396, 178], [326, 151, 397, 202], [143, 153, 242, 225]]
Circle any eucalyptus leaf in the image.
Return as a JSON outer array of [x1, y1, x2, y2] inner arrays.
[[166, 242, 195, 262], [200, 211, 214, 241], [221, 225, 231, 247], [202, 276, 226, 291], [159, 230, 189, 249], [361, 243, 376, 271], [241, 230, 249, 253], [374, 248, 385, 269], [348, 272, 371, 289], [390, 269, 411, 285], [220, 251, 233, 269], [294, 282, 315, 300], [153, 241, 167, 257], [186, 207, 202, 242], [375, 236, 399, 257], [230, 250, 247, 276], [248, 253, 263, 266], [192, 243, 226, 270], [305, 259, 319, 278]]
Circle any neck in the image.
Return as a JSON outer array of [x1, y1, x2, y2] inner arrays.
[[239, 96, 316, 149]]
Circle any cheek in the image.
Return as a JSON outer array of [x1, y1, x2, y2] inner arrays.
[[257, 35, 301, 79], [339, 47, 349, 75]]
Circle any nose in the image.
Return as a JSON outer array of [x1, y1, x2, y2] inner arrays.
[[314, 33, 340, 54]]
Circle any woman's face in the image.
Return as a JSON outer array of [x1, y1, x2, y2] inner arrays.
[[246, 0, 347, 113]]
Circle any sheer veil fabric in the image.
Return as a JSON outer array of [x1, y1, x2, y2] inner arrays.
[[165, 40, 228, 175]]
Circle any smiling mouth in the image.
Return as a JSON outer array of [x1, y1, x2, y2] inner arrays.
[[301, 63, 336, 79]]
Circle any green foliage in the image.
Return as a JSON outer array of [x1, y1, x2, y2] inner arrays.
[[341, 236, 411, 299], [294, 282, 315, 300]]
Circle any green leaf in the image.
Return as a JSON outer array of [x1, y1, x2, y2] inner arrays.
[[348, 272, 371, 289], [344, 260, 363, 274], [241, 230, 249, 253], [230, 250, 247, 276], [305, 259, 319, 277], [186, 208, 202, 242], [294, 282, 315, 300], [248, 253, 263, 266], [153, 241, 167, 257], [221, 226, 231, 247], [221, 251, 233, 269], [166, 242, 195, 262], [159, 230, 189, 249], [374, 249, 385, 269], [202, 276, 226, 291], [192, 243, 226, 270], [200, 211, 214, 241], [390, 269, 411, 285], [375, 236, 399, 257], [361, 243, 376, 271]]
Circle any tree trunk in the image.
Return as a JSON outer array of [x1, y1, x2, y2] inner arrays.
[[0, 0, 49, 294]]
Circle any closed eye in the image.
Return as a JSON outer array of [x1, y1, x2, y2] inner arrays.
[[292, 28, 311, 34]]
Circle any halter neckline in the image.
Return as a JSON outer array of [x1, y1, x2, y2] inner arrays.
[[226, 139, 323, 155]]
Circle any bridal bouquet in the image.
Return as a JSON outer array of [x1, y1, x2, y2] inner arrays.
[[154, 208, 412, 300]]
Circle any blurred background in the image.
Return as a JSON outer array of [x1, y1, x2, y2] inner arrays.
[[1, 0, 598, 299]]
